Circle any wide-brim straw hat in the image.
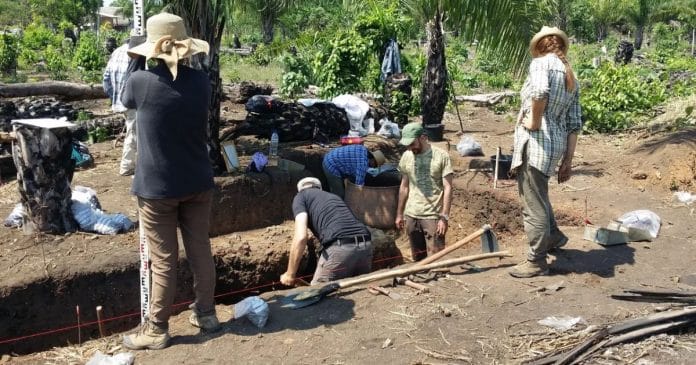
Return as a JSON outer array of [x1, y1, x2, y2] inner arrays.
[[370, 150, 386, 166], [529, 26, 569, 57], [127, 12, 209, 79]]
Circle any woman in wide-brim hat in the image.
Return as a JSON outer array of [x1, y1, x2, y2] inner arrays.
[[508, 26, 583, 278], [120, 12, 220, 351], [127, 12, 209, 80]]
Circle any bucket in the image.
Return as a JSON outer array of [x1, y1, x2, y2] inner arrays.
[[344, 172, 400, 229], [490, 154, 513, 180], [424, 124, 444, 142]]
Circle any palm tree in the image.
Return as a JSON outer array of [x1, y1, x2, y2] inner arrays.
[[163, 0, 228, 173], [234, 0, 299, 44], [399, 0, 554, 125], [585, 0, 620, 42], [622, 0, 659, 50]]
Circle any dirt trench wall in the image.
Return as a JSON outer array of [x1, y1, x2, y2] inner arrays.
[[210, 168, 312, 237]]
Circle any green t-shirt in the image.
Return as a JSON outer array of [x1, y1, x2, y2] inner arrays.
[[399, 146, 454, 219]]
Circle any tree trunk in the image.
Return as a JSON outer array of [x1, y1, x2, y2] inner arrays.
[[634, 23, 645, 50], [420, 11, 447, 126], [556, 0, 568, 31], [261, 10, 275, 44], [185, 4, 227, 175], [0, 81, 106, 100], [12, 124, 77, 233]]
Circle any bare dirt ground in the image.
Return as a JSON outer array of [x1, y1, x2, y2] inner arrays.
[[2, 98, 696, 364]]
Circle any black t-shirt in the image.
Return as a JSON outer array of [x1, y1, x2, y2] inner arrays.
[[292, 188, 370, 245], [121, 64, 214, 198]]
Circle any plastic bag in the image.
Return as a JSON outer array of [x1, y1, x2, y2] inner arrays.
[[674, 191, 696, 205], [538, 316, 585, 331], [245, 95, 282, 114], [85, 351, 134, 365], [617, 210, 661, 239], [456, 135, 484, 156], [71, 186, 133, 235], [376, 118, 401, 139], [233, 296, 269, 328], [4, 203, 25, 228], [332, 94, 370, 136]]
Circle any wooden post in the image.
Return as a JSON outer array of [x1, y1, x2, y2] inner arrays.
[[12, 120, 77, 233]]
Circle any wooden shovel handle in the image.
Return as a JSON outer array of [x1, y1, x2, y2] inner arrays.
[[417, 224, 491, 266], [337, 251, 510, 289]]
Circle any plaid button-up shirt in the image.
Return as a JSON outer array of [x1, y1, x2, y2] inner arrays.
[[102, 44, 131, 113], [322, 144, 370, 186], [511, 53, 583, 177]]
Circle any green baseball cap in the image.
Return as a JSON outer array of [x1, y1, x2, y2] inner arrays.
[[399, 122, 425, 146]]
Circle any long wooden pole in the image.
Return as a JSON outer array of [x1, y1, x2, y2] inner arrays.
[[417, 224, 491, 266], [338, 251, 510, 289]]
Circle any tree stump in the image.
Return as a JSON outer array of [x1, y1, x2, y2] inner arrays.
[[12, 123, 77, 233]]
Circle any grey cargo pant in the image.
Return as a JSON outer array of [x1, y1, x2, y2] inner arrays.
[[517, 150, 568, 262], [311, 238, 373, 285]]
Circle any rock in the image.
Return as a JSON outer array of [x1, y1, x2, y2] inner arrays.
[[381, 338, 393, 349], [631, 171, 648, 180]]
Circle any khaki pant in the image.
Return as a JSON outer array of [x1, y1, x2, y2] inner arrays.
[[138, 190, 216, 324], [119, 109, 137, 175], [405, 217, 445, 262], [311, 239, 373, 285], [517, 148, 567, 262]]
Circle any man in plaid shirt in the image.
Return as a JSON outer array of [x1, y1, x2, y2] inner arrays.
[[322, 145, 386, 199], [103, 35, 145, 176]]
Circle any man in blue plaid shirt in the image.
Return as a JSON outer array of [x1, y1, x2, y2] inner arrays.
[[322, 145, 386, 199]]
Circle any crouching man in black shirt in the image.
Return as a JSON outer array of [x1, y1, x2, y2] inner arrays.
[[280, 177, 374, 285]]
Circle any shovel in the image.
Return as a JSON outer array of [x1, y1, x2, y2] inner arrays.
[[279, 251, 510, 309]]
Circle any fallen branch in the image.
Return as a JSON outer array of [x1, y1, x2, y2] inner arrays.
[[0, 81, 106, 101], [454, 91, 517, 106]]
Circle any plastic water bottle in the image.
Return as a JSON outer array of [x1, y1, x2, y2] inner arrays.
[[269, 129, 279, 166]]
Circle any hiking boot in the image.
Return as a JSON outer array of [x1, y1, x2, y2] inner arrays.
[[189, 306, 221, 332], [122, 321, 170, 350], [119, 169, 134, 176], [509, 260, 550, 278]]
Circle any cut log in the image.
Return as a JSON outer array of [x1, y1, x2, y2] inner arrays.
[[0, 81, 107, 101], [12, 123, 77, 233], [220, 47, 253, 56], [455, 91, 517, 106]]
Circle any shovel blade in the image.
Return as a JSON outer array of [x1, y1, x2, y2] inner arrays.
[[481, 229, 499, 253], [278, 282, 340, 310]]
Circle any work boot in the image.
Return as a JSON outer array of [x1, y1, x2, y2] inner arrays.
[[508, 260, 549, 278], [122, 320, 170, 350], [189, 305, 221, 332]]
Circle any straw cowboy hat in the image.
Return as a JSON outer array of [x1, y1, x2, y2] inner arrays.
[[529, 26, 569, 57], [128, 12, 209, 80], [370, 150, 386, 166]]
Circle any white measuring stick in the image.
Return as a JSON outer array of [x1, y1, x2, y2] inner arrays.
[[133, 0, 149, 324], [138, 221, 150, 324], [132, 0, 145, 36], [493, 146, 501, 189]]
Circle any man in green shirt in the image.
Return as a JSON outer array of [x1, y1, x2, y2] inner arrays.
[[395, 123, 454, 261]]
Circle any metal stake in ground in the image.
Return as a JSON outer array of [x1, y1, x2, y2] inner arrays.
[[494, 147, 501, 189], [96, 306, 105, 338], [75, 305, 81, 346]]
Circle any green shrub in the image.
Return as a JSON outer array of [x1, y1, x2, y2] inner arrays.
[[581, 63, 667, 132], [311, 30, 371, 98], [72, 31, 105, 71], [22, 21, 60, 50], [0, 33, 19, 75], [44, 45, 67, 80]]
